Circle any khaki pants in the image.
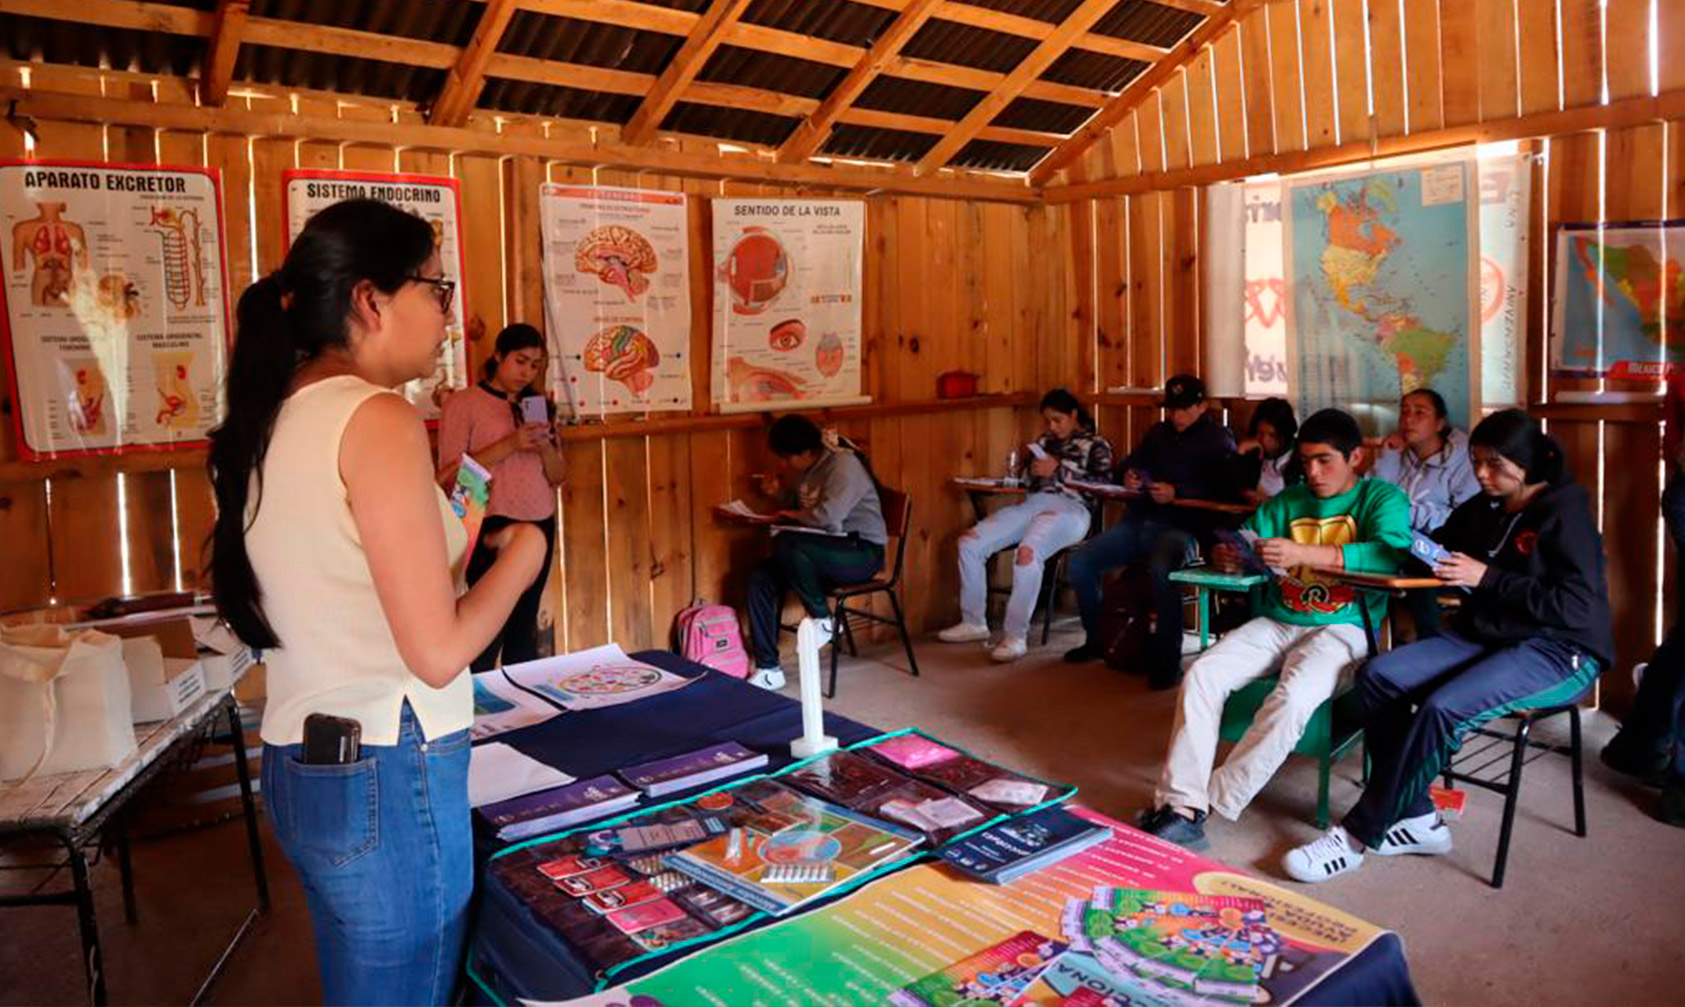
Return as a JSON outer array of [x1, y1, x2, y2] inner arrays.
[[1155, 617, 1368, 821]]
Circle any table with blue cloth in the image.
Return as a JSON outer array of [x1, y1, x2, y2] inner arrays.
[[466, 651, 1419, 1006]]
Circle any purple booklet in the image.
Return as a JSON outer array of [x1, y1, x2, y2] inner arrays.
[[619, 742, 768, 797], [480, 775, 641, 841]]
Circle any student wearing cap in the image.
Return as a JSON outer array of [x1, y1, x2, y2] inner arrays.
[[1063, 374, 1238, 689]]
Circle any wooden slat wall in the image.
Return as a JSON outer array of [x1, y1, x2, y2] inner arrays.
[[0, 66, 1058, 659], [1062, 0, 1680, 715]]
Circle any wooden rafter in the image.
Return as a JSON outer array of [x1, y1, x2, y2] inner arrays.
[[199, 0, 249, 106], [933, 2, 1171, 64], [915, 0, 1121, 172], [430, 0, 519, 126], [621, 0, 754, 146], [778, 0, 944, 164], [1026, 0, 1260, 184], [1150, 0, 1224, 15]]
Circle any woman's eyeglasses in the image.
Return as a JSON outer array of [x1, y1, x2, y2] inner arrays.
[[407, 275, 457, 314]]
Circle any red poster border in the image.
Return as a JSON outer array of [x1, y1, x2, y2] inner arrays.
[[0, 157, 234, 462]]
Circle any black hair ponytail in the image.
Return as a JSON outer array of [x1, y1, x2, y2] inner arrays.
[[1469, 408, 1568, 487], [1040, 387, 1095, 432], [206, 199, 436, 648], [481, 322, 546, 382]]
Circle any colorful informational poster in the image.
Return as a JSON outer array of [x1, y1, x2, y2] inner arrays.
[[710, 199, 865, 412], [282, 168, 468, 420], [1551, 219, 1685, 379], [501, 643, 693, 712], [0, 160, 231, 458], [540, 185, 692, 415], [568, 807, 1389, 1007]]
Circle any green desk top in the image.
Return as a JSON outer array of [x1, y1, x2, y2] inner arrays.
[[1168, 567, 1270, 589]]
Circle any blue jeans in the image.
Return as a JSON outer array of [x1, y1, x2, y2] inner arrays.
[[1067, 515, 1198, 675], [262, 703, 473, 1006]]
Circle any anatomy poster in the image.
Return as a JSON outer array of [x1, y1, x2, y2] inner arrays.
[[283, 169, 468, 420], [0, 160, 230, 459], [711, 199, 865, 412], [539, 184, 692, 415]]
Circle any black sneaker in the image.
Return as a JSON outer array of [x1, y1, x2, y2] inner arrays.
[[1660, 781, 1685, 828], [1139, 805, 1208, 849], [1063, 642, 1103, 663], [1601, 735, 1671, 786]]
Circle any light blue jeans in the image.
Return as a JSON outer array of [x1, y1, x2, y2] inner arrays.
[[262, 703, 472, 1006], [958, 491, 1092, 640]]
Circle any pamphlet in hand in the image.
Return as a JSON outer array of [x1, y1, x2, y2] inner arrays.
[[449, 454, 493, 545], [718, 498, 769, 520], [1409, 531, 1451, 567], [1213, 528, 1279, 577]]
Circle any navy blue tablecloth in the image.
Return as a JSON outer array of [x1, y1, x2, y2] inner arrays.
[[467, 652, 1418, 1006]]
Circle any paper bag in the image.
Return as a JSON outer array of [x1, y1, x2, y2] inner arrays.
[[0, 625, 137, 783]]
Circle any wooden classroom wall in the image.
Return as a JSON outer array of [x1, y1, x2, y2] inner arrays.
[[0, 64, 1081, 659], [1057, 0, 1685, 715]]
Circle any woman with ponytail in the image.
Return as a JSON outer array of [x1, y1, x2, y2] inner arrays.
[[207, 199, 546, 1004], [1284, 409, 1613, 883]]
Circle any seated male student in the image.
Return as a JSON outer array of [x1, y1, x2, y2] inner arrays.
[[1064, 375, 1237, 689], [1139, 409, 1412, 849]]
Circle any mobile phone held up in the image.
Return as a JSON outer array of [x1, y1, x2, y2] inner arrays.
[[303, 713, 363, 765]]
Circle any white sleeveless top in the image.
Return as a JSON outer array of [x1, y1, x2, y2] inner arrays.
[[247, 375, 471, 746]]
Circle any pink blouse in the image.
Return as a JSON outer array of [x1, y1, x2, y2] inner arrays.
[[436, 385, 557, 522]]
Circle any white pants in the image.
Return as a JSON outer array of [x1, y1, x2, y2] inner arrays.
[[1154, 617, 1368, 821], [957, 492, 1092, 641]]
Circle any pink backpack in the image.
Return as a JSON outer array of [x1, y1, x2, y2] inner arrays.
[[674, 599, 751, 679]]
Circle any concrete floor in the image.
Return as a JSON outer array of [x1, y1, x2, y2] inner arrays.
[[4, 621, 1683, 1005]]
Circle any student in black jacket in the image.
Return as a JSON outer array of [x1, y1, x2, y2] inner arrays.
[[1283, 409, 1611, 883]]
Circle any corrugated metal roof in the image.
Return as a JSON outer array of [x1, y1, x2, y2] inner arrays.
[[697, 45, 845, 101], [1090, 0, 1204, 45], [951, 137, 1050, 172], [740, 0, 897, 48], [1041, 48, 1147, 91], [237, 44, 445, 103], [901, 19, 1038, 74], [822, 123, 941, 163], [251, 0, 478, 47], [992, 95, 1091, 132], [0, 13, 204, 77], [854, 76, 984, 121], [634, 0, 711, 11], [497, 11, 682, 75], [945, 0, 1086, 24], [661, 103, 801, 147], [477, 78, 642, 124]]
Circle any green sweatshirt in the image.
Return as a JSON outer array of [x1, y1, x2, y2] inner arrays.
[[1244, 478, 1412, 627]]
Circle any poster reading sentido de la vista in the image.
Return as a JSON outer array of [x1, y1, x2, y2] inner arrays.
[[710, 199, 865, 412], [0, 160, 231, 459], [283, 168, 469, 420]]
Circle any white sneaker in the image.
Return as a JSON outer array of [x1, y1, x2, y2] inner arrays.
[[938, 622, 991, 643], [1282, 827, 1365, 883], [747, 666, 786, 690], [1370, 812, 1453, 857], [990, 636, 1027, 662]]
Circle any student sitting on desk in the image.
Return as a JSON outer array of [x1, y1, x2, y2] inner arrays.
[[937, 388, 1114, 662], [1063, 374, 1237, 689], [1284, 409, 1611, 882], [1229, 397, 1299, 504], [744, 415, 887, 691], [1138, 409, 1412, 849]]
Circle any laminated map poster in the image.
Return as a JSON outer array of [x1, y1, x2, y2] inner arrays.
[[1550, 219, 1685, 379], [1285, 160, 1481, 432], [540, 185, 692, 415], [711, 199, 865, 412], [0, 160, 231, 459], [565, 807, 1390, 1007], [283, 169, 468, 420]]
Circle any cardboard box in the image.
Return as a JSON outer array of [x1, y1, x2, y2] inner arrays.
[[121, 636, 208, 723]]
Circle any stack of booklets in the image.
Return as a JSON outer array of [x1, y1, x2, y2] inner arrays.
[[618, 742, 769, 797], [937, 805, 1112, 884], [480, 775, 642, 842], [781, 748, 990, 844], [863, 735, 1060, 813]]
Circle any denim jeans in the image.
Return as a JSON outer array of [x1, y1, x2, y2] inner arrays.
[[1067, 515, 1199, 675], [957, 492, 1092, 641], [263, 703, 473, 1006]]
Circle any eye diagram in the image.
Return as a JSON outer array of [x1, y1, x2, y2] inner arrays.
[[95, 273, 141, 321], [12, 202, 88, 308], [720, 227, 788, 315], [583, 324, 660, 396], [768, 318, 805, 351], [147, 206, 207, 310], [727, 356, 806, 402], [815, 331, 844, 378], [154, 351, 199, 429], [575, 225, 657, 301]]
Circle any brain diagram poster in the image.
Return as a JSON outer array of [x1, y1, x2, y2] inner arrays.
[[540, 185, 692, 415], [711, 199, 865, 411], [283, 169, 468, 420], [0, 160, 231, 459]]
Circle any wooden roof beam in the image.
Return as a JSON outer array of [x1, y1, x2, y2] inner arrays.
[[778, 0, 944, 164], [933, 2, 1171, 63], [1026, 0, 1259, 184], [621, 0, 754, 146], [199, 0, 250, 106], [431, 0, 519, 126], [916, 0, 1121, 172]]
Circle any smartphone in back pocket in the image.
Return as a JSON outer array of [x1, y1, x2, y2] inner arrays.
[[302, 713, 362, 765]]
